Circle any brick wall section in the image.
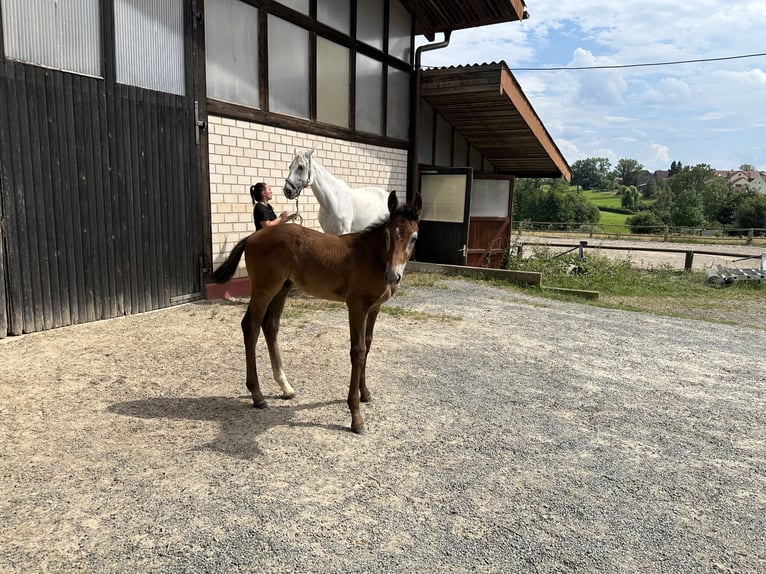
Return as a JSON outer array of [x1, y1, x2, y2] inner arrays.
[[208, 115, 408, 278]]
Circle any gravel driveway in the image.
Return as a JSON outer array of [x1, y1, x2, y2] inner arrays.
[[1, 278, 764, 573]]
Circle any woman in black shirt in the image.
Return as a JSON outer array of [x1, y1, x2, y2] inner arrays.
[[250, 182, 298, 230]]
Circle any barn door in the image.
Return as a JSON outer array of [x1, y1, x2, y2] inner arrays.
[[467, 175, 515, 268], [415, 167, 473, 265], [0, 178, 7, 338]]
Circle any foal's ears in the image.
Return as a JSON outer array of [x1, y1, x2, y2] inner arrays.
[[293, 147, 315, 157], [413, 193, 422, 219], [386, 191, 423, 220], [387, 190, 399, 213]]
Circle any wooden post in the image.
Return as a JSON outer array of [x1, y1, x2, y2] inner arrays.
[[684, 251, 694, 272]]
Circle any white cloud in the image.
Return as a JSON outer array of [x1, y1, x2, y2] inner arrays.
[[418, 1, 766, 171]]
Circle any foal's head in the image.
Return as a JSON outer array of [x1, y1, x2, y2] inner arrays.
[[283, 148, 314, 200], [381, 191, 422, 285]]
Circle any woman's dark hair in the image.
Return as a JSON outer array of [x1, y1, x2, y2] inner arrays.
[[250, 182, 268, 204]]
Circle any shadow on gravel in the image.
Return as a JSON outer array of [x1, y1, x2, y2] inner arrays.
[[107, 396, 344, 459]]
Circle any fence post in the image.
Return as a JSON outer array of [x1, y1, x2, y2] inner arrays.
[[664, 226, 669, 241], [684, 251, 694, 272], [747, 228, 753, 246]]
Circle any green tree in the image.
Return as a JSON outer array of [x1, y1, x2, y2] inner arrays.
[[733, 194, 766, 231], [570, 157, 612, 190], [614, 158, 644, 186], [626, 211, 662, 234], [668, 161, 683, 178], [620, 186, 640, 211], [670, 188, 705, 227], [739, 163, 756, 171], [513, 178, 599, 224]]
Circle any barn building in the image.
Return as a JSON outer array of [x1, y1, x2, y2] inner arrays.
[[0, 0, 569, 337]]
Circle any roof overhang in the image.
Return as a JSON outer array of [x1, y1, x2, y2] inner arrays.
[[420, 62, 571, 180], [408, 0, 529, 41]]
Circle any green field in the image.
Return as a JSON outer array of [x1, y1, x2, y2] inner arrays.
[[580, 190, 630, 234]]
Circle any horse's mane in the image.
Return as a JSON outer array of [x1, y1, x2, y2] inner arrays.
[[361, 204, 420, 235]]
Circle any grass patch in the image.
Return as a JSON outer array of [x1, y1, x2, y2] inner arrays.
[[502, 246, 764, 327]]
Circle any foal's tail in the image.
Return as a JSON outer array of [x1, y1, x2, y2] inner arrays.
[[212, 237, 248, 283]]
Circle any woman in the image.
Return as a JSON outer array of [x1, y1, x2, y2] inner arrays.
[[250, 182, 298, 230]]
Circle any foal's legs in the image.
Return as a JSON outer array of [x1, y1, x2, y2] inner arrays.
[[241, 298, 270, 408], [261, 282, 295, 400], [346, 303, 370, 434], [358, 307, 380, 404]]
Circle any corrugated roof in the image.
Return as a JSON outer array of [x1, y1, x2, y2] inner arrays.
[[407, 0, 528, 40], [420, 61, 571, 180]]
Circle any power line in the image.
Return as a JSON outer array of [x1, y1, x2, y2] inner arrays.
[[513, 51, 766, 71]]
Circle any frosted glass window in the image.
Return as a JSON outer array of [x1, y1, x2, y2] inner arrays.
[[470, 179, 510, 217], [268, 16, 309, 119], [435, 113, 451, 166], [420, 175, 466, 223], [418, 98, 434, 164], [454, 132, 468, 166], [470, 146, 483, 171], [355, 54, 382, 135], [318, 0, 350, 34], [1, 0, 101, 76], [388, 0, 411, 62], [356, 0, 383, 50], [317, 38, 349, 127], [206, 0, 259, 108], [115, 0, 185, 95], [277, 0, 309, 15], [386, 67, 409, 140]]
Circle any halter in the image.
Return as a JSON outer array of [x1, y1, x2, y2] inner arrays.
[[284, 152, 313, 201]]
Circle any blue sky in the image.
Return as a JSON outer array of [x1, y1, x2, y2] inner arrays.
[[416, 0, 766, 173]]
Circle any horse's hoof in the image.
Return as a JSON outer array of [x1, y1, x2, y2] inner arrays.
[[351, 424, 366, 435], [281, 391, 296, 400], [360, 393, 372, 403], [253, 400, 268, 409]]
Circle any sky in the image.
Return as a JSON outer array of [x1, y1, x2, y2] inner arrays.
[[415, 0, 766, 173]]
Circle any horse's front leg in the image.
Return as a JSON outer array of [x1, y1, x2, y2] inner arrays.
[[347, 304, 369, 434], [261, 282, 296, 400], [242, 300, 268, 408], [359, 307, 380, 404]]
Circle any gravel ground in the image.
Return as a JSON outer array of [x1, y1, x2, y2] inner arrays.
[[1, 278, 765, 573]]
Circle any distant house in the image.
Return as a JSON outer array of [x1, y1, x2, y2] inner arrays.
[[715, 170, 766, 194]]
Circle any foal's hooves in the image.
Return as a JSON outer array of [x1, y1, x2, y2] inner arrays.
[[253, 400, 268, 409], [281, 391, 296, 400], [351, 424, 366, 435], [360, 393, 372, 403]]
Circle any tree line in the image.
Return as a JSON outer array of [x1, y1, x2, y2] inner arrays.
[[513, 157, 766, 234]]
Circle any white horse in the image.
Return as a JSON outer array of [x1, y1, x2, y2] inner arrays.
[[282, 148, 390, 234]]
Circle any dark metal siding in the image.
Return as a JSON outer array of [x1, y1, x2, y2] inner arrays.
[[0, 61, 201, 337]]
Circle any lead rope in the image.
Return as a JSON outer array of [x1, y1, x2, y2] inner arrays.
[[293, 196, 303, 225]]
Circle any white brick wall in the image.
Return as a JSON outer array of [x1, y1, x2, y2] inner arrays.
[[208, 116, 408, 278]]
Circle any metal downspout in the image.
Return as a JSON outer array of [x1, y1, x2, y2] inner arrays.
[[409, 31, 451, 200]]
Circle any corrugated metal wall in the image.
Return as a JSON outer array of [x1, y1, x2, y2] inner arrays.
[[0, 60, 202, 337]]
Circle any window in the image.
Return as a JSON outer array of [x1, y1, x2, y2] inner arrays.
[[435, 113, 451, 166], [317, 0, 350, 35], [115, 0, 185, 95], [470, 179, 510, 217], [356, 0, 383, 50], [268, 15, 309, 119], [420, 175, 466, 222], [206, 0, 259, 108], [1, 0, 101, 76], [418, 99, 434, 164], [386, 67, 409, 140], [355, 54, 382, 135], [278, 0, 309, 16], [388, 0, 411, 62], [317, 38, 349, 127]]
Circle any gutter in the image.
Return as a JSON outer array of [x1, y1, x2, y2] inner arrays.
[[408, 31, 451, 201]]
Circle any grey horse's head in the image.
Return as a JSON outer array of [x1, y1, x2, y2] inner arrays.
[[283, 148, 315, 200]]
